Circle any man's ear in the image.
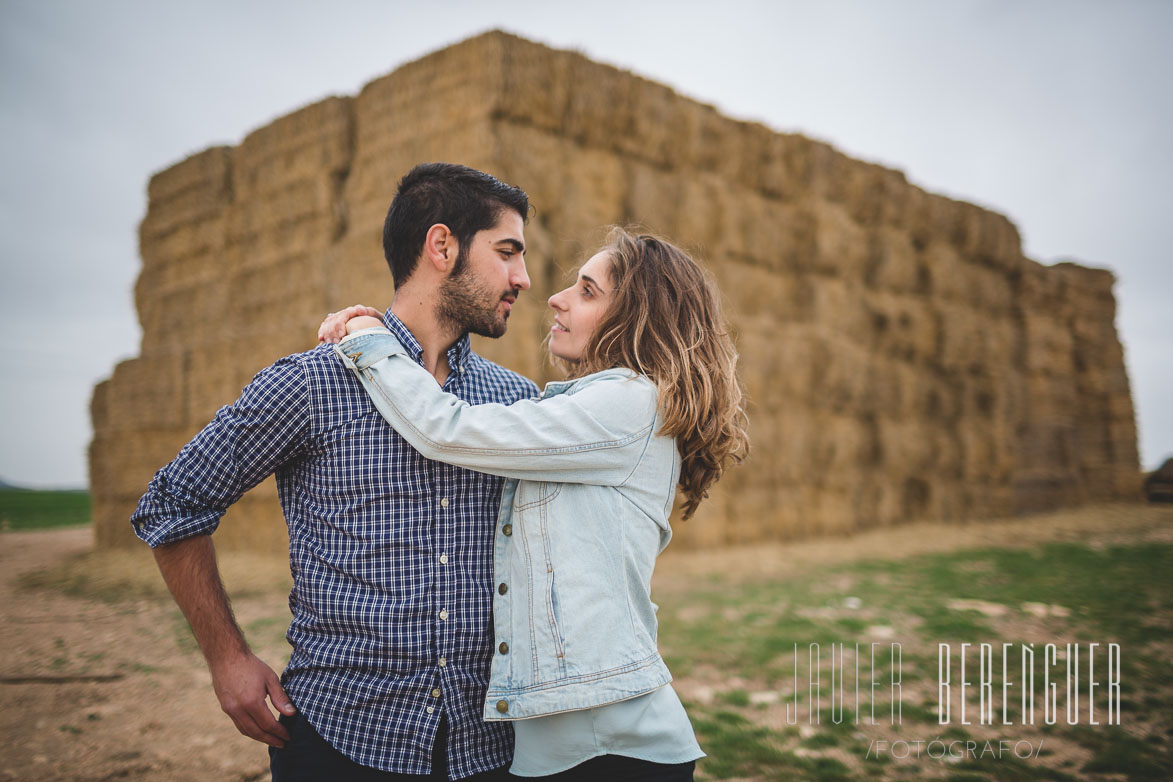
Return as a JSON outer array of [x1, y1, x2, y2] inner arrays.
[[423, 224, 458, 274]]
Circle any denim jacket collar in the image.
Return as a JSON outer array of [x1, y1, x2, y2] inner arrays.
[[540, 367, 639, 400]]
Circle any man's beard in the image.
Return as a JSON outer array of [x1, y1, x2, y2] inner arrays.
[[437, 265, 513, 339]]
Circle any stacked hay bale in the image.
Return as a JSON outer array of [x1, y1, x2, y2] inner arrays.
[[90, 31, 1141, 551], [91, 99, 352, 551], [1146, 458, 1173, 502]]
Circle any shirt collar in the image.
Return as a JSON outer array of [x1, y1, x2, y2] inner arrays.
[[382, 309, 473, 373]]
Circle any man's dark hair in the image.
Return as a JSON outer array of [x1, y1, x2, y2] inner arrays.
[[383, 162, 530, 288]]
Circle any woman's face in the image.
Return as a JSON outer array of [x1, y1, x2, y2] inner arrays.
[[547, 250, 614, 362]]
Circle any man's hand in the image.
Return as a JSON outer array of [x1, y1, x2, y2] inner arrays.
[[318, 305, 382, 344], [210, 651, 297, 748]]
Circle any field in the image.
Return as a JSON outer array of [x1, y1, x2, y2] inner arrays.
[[1, 503, 1170, 781], [656, 513, 1173, 781], [0, 489, 91, 531]]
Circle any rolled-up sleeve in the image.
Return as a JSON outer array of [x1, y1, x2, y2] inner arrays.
[[130, 357, 310, 547]]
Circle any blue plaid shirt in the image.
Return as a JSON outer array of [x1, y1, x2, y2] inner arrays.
[[131, 310, 538, 777]]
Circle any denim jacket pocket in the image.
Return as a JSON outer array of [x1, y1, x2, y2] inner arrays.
[[514, 481, 562, 511]]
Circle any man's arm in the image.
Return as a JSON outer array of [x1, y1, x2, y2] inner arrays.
[[154, 535, 295, 747], [132, 357, 311, 747]]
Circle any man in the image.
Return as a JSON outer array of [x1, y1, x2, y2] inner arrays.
[[131, 162, 538, 780]]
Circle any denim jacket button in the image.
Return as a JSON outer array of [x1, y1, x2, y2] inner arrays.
[[496, 699, 509, 714], [499, 641, 509, 654], [501, 523, 512, 536], [498, 583, 508, 595]]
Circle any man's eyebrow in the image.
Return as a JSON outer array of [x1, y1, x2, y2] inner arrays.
[[496, 238, 525, 255]]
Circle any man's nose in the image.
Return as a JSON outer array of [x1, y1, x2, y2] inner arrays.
[[511, 259, 531, 291]]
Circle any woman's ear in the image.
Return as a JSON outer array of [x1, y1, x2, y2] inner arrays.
[[423, 224, 458, 274]]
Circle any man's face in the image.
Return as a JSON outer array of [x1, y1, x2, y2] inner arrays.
[[437, 210, 529, 338]]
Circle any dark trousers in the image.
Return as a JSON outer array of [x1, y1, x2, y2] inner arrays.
[[270, 712, 510, 781], [512, 755, 695, 782]]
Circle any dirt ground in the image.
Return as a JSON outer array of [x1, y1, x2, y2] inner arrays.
[[0, 528, 287, 781], [2, 503, 1170, 781]]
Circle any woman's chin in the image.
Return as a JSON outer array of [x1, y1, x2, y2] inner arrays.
[[548, 347, 581, 363]]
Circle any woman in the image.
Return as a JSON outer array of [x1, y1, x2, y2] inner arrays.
[[321, 228, 749, 780]]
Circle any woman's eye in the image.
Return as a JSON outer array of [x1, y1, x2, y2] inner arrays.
[[581, 286, 593, 298]]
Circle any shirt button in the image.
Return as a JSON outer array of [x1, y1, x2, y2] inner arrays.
[[438, 657, 447, 667], [498, 583, 508, 595], [426, 706, 435, 714], [502, 523, 512, 536], [439, 609, 448, 620], [439, 554, 449, 564], [499, 642, 509, 654], [440, 498, 450, 508], [496, 699, 509, 714], [431, 688, 442, 698]]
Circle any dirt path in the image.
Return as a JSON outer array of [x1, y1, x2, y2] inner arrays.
[[0, 528, 283, 781], [2, 503, 1170, 781]]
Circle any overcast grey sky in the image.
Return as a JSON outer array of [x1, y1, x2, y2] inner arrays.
[[1, 0, 1170, 488]]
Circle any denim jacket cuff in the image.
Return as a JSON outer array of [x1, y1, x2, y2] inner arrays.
[[335, 328, 405, 371]]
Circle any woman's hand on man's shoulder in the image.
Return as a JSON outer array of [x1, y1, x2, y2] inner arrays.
[[317, 305, 382, 344]]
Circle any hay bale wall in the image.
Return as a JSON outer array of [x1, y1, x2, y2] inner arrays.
[[90, 31, 1141, 550]]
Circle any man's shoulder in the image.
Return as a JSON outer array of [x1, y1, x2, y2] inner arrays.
[[466, 352, 539, 402], [279, 342, 352, 378], [256, 344, 370, 423], [242, 343, 355, 392]]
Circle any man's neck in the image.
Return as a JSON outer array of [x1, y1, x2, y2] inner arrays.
[[390, 288, 462, 386]]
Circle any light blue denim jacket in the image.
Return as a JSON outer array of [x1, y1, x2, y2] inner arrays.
[[335, 329, 679, 721]]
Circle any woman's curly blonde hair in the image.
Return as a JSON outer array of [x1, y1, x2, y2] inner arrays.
[[555, 228, 750, 519]]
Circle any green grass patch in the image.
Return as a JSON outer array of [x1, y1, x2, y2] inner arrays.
[[245, 614, 291, 648], [799, 730, 840, 748], [850, 543, 1173, 648], [1070, 725, 1173, 781], [691, 705, 855, 781], [691, 708, 793, 779], [658, 537, 1173, 780], [0, 488, 90, 531], [717, 689, 750, 707], [951, 752, 1079, 782], [660, 541, 1173, 687]]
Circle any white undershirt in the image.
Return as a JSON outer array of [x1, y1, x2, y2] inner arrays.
[[508, 683, 705, 777]]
